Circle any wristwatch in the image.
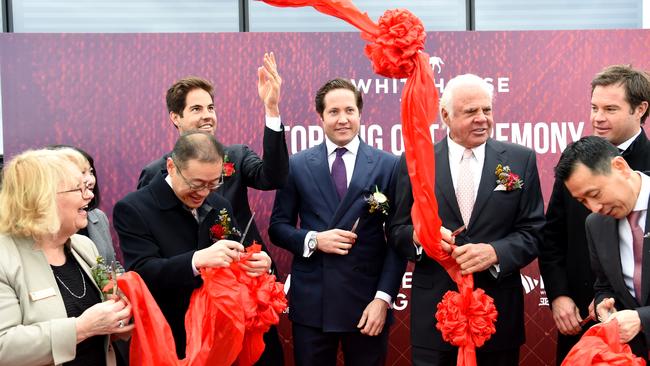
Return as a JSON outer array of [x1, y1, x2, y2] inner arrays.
[[307, 232, 318, 252]]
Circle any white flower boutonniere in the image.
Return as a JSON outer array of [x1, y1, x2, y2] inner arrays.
[[366, 185, 389, 215]]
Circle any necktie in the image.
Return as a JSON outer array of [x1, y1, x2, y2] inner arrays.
[[331, 147, 348, 200], [456, 149, 475, 227], [627, 210, 644, 301]]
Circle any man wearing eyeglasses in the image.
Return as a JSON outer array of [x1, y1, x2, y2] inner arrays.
[[114, 131, 273, 359]]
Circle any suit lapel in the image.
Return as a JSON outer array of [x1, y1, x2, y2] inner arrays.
[[469, 139, 503, 228], [598, 216, 637, 304], [329, 141, 375, 227], [307, 143, 339, 216], [641, 194, 650, 305], [435, 139, 463, 224]]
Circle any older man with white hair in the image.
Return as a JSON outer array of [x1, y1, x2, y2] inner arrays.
[[389, 74, 545, 365]]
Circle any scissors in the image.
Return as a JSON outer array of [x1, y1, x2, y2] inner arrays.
[[239, 212, 256, 245], [350, 217, 360, 233], [110, 260, 118, 297], [451, 225, 466, 238]]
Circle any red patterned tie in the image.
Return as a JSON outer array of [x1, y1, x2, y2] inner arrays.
[[627, 210, 644, 302]]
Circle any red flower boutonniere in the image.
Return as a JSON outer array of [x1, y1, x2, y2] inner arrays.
[[222, 155, 235, 178], [365, 185, 389, 215], [210, 208, 241, 241], [494, 164, 523, 191]]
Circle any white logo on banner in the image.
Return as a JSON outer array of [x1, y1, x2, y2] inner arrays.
[[521, 274, 549, 307], [429, 56, 444, 73]]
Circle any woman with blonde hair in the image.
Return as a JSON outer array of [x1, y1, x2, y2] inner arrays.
[[0, 148, 133, 366]]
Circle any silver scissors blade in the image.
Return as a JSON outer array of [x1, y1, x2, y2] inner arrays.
[[350, 217, 360, 233], [451, 225, 466, 238], [239, 212, 256, 245], [110, 260, 118, 296]]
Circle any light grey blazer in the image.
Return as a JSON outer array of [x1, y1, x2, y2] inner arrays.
[[0, 233, 116, 366], [86, 208, 116, 263]]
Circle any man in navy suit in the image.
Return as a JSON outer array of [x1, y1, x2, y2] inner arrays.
[[556, 136, 650, 361], [388, 74, 545, 365], [268, 78, 406, 366], [114, 131, 272, 358]]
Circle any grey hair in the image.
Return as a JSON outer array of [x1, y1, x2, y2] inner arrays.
[[439, 74, 494, 122]]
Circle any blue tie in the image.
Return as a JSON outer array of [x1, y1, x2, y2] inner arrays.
[[331, 147, 348, 200]]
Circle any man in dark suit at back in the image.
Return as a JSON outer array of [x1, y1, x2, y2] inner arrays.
[[388, 74, 545, 365], [268, 78, 406, 366], [137, 53, 287, 364], [555, 135, 650, 361], [539, 64, 650, 364], [115, 131, 273, 358], [138, 52, 288, 253]]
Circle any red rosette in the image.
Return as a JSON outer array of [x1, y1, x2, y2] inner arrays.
[[210, 224, 225, 241], [435, 289, 498, 348], [362, 8, 426, 79], [223, 162, 235, 177]]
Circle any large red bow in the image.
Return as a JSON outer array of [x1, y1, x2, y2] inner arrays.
[[117, 244, 287, 366]]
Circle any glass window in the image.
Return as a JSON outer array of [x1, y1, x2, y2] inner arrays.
[[11, 0, 239, 32], [476, 0, 642, 30], [249, 0, 466, 32]]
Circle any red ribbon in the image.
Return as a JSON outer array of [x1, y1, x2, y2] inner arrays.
[[117, 243, 287, 366], [562, 320, 646, 366], [259, 1, 496, 364]]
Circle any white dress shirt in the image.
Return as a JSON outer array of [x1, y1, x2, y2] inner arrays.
[[618, 171, 650, 298], [617, 128, 642, 152]]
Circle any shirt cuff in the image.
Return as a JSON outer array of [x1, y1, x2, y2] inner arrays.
[[191, 254, 200, 277], [375, 291, 393, 308], [265, 115, 282, 132], [489, 264, 501, 278], [303, 231, 316, 257]]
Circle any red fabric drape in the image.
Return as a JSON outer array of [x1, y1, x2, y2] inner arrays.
[[117, 244, 287, 366], [562, 320, 646, 366], [259, 1, 496, 364]]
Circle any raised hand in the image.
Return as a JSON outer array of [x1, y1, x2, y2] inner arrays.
[[257, 52, 281, 117]]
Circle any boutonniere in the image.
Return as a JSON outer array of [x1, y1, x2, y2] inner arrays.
[[222, 155, 235, 178], [365, 185, 389, 215], [90, 256, 124, 300], [494, 164, 523, 191], [210, 208, 241, 241]]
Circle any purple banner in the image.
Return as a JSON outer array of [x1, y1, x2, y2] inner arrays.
[[2, 30, 650, 365]]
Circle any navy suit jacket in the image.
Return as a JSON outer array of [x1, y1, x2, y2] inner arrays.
[[113, 174, 237, 358], [268, 139, 406, 332], [389, 138, 545, 351], [586, 195, 650, 360]]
